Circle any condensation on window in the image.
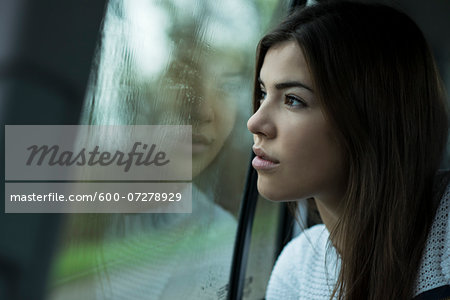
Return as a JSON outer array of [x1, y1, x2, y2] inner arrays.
[[46, 0, 285, 299]]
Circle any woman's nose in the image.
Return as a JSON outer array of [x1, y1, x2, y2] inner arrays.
[[190, 96, 214, 125], [247, 103, 276, 139]]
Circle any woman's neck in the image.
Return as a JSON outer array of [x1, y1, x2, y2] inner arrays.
[[314, 198, 343, 252]]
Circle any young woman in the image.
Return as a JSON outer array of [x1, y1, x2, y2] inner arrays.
[[247, 2, 449, 299]]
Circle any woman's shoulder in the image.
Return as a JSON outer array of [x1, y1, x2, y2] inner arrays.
[[266, 224, 338, 300], [275, 224, 329, 266]]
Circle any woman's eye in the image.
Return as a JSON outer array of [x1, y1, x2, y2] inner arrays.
[[285, 95, 307, 108], [259, 90, 267, 102]]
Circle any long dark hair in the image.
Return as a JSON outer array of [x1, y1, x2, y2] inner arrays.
[[254, 2, 449, 299]]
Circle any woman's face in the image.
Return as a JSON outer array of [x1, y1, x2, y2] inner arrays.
[[247, 41, 347, 204]]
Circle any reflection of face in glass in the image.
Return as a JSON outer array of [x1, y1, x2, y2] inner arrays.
[[127, 0, 256, 181], [155, 46, 238, 178]]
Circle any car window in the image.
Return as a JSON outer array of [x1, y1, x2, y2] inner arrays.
[[45, 0, 287, 299], [241, 196, 283, 299]]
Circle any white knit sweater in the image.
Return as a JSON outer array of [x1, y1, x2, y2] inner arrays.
[[266, 180, 450, 300]]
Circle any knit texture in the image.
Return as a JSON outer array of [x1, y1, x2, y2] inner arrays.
[[415, 174, 450, 296], [266, 179, 450, 300]]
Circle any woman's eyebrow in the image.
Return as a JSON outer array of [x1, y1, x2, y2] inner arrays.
[[275, 81, 314, 93], [258, 77, 314, 93]]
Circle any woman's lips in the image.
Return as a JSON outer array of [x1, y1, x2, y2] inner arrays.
[[252, 156, 280, 170], [192, 134, 213, 154], [252, 147, 280, 170]]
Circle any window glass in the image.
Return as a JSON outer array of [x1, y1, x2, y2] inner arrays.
[[45, 0, 286, 299], [242, 196, 282, 299]]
